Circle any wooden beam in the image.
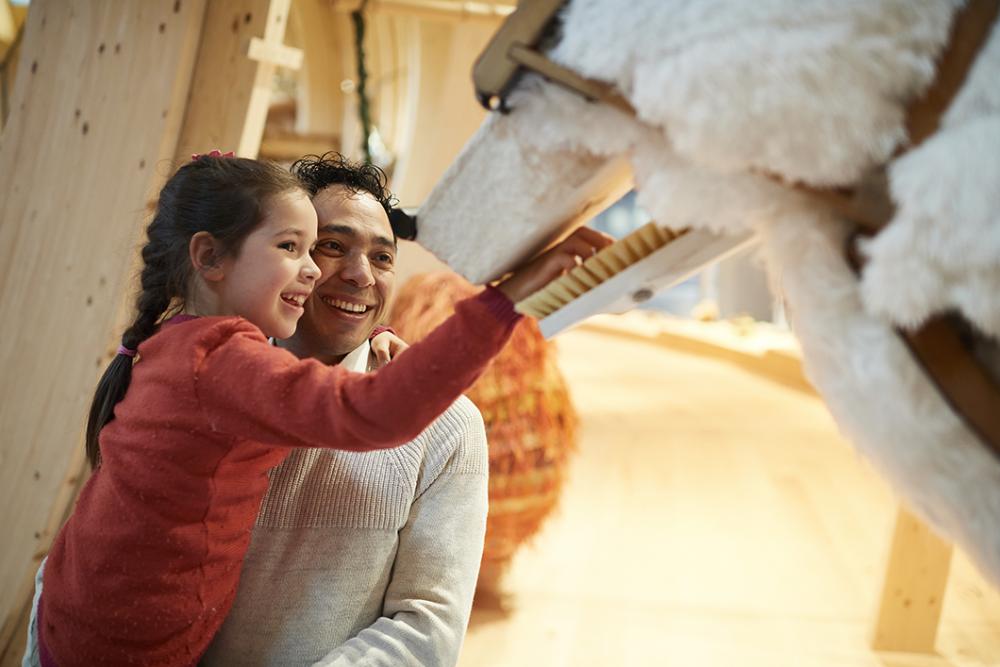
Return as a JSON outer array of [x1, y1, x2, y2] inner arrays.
[[0, 1, 15, 45], [0, 0, 208, 656], [337, 0, 515, 22], [247, 35, 302, 70], [173, 0, 295, 160], [259, 130, 340, 162], [871, 505, 953, 653]]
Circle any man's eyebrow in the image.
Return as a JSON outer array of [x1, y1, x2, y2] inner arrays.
[[319, 224, 396, 249]]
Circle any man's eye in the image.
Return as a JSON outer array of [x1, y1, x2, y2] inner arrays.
[[375, 253, 394, 265], [318, 240, 343, 253]]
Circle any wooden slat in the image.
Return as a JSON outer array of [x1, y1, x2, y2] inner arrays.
[[0, 1, 15, 45], [871, 506, 954, 653], [247, 35, 302, 70], [0, 0, 209, 656], [259, 130, 340, 162]]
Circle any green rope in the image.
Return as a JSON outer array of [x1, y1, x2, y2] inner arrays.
[[351, 0, 373, 164]]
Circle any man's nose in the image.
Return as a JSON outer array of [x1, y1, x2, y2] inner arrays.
[[340, 253, 375, 288]]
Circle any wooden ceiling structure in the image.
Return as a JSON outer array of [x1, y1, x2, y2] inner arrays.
[[0, 1, 511, 661]]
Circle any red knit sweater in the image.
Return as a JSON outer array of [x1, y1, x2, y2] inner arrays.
[[40, 288, 518, 666]]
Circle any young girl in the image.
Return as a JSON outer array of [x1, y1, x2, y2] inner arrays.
[[33, 154, 609, 666]]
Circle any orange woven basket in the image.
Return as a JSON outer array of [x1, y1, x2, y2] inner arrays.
[[391, 272, 578, 596]]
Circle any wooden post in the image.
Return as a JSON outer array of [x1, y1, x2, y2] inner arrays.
[[871, 505, 953, 653], [173, 0, 299, 160]]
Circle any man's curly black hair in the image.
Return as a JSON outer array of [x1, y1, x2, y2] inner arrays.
[[290, 152, 414, 240]]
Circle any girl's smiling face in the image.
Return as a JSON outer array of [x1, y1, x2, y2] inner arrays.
[[216, 190, 321, 339]]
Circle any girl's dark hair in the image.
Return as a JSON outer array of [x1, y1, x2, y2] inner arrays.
[[85, 156, 304, 467]]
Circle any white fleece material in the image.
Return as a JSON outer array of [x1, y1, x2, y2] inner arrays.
[[417, 1, 1000, 584]]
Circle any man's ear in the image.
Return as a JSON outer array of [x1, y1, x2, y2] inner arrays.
[[189, 231, 226, 282]]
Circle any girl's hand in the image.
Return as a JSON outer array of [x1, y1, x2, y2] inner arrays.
[[370, 330, 409, 368], [496, 226, 614, 304]]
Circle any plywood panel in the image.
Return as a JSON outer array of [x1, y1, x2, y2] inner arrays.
[[0, 0, 208, 644]]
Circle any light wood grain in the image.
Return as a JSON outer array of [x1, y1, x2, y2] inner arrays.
[[0, 0, 207, 651], [872, 507, 954, 653], [459, 326, 1000, 667]]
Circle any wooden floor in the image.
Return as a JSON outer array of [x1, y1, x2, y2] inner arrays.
[[458, 325, 1000, 667]]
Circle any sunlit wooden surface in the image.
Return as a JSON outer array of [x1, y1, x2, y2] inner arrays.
[[459, 324, 1000, 667]]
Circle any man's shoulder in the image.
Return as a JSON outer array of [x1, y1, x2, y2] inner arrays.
[[411, 396, 487, 490], [432, 395, 485, 435]]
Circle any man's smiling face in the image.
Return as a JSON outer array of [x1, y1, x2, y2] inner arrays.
[[288, 185, 396, 364]]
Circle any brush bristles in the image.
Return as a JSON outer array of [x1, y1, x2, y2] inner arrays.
[[515, 222, 677, 318]]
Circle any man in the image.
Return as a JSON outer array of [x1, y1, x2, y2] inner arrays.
[[202, 154, 489, 666]]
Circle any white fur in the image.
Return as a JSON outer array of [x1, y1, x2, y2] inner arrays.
[[417, 1, 1000, 584]]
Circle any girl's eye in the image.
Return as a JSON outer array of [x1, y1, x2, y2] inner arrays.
[[278, 241, 297, 253]]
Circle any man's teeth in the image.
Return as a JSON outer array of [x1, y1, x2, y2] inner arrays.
[[281, 293, 307, 306], [323, 296, 368, 313]]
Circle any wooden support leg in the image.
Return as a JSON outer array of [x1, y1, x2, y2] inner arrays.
[[871, 505, 953, 653]]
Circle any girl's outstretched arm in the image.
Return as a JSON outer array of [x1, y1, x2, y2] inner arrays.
[[194, 227, 611, 451]]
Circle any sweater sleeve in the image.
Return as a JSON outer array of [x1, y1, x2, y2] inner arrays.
[[311, 402, 488, 667], [194, 287, 519, 451]]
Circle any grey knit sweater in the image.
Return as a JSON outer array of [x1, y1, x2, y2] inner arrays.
[[201, 342, 489, 666]]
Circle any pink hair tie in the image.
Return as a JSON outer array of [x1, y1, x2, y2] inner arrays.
[[191, 149, 235, 161], [117, 345, 138, 358]]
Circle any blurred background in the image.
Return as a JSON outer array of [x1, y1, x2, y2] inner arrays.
[[1, 2, 998, 665]]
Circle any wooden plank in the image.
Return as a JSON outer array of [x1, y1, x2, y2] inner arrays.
[[0, 0, 208, 657], [871, 506, 953, 653], [247, 35, 302, 70], [0, 1, 15, 45], [259, 130, 340, 161], [174, 0, 293, 160], [336, 0, 515, 22], [0, 446, 89, 667]]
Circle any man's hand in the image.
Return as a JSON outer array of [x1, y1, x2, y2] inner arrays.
[[496, 226, 614, 305], [371, 330, 409, 368]]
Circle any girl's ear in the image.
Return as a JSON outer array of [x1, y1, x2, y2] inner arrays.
[[189, 232, 226, 282]]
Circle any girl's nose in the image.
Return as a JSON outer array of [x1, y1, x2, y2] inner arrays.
[[302, 255, 321, 282]]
